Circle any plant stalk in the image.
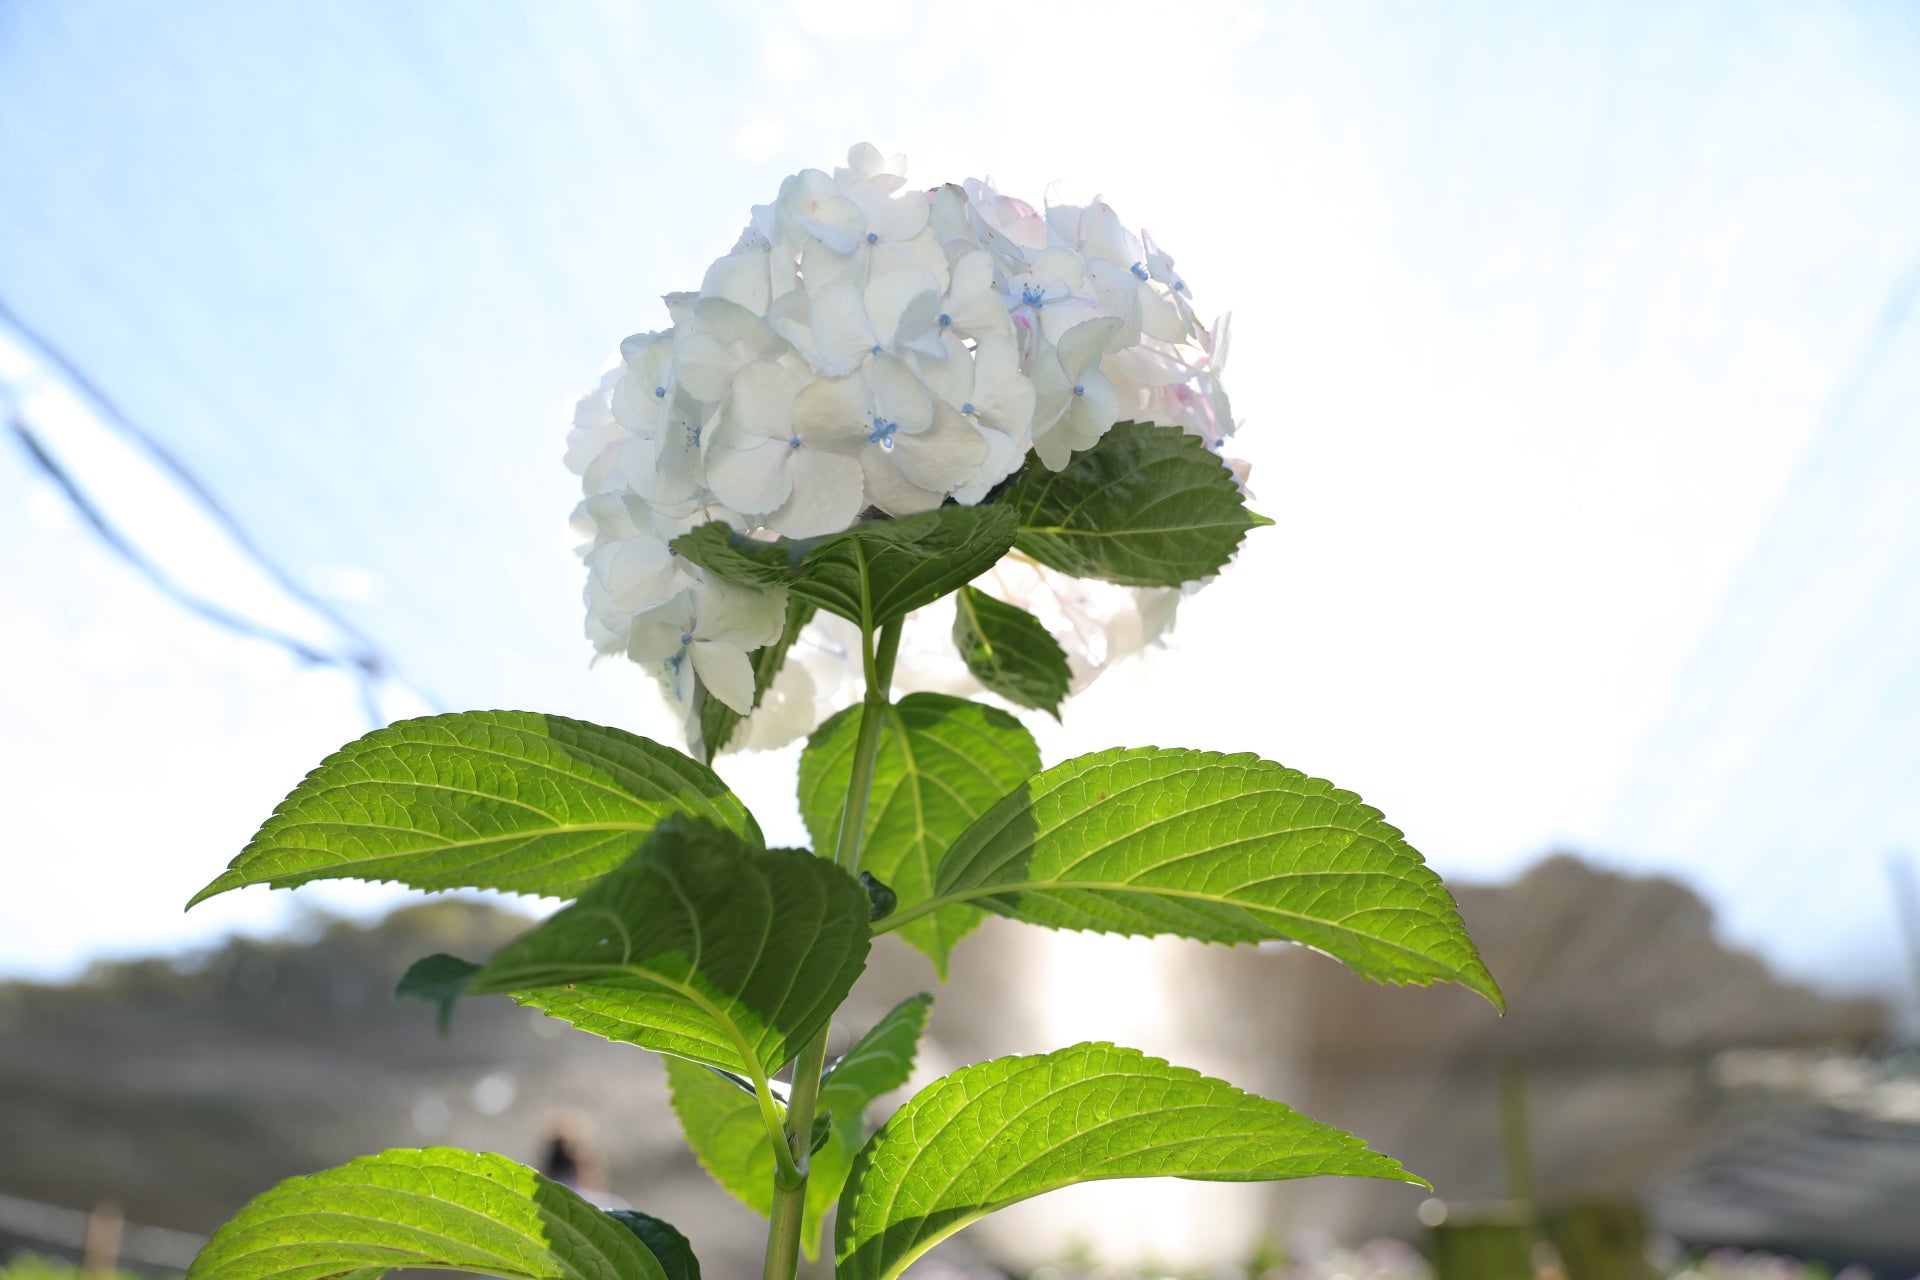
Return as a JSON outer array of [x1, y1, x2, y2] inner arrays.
[[761, 615, 903, 1280]]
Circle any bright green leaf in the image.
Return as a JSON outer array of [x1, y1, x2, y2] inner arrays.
[[887, 748, 1502, 1008], [836, 1043, 1417, 1280], [1010, 421, 1264, 587], [665, 993, 933, 1261], [394, 953, 481, 1035], [696, 597, 815, 764], [606, 1211, 701, 1280], [188, 711, 761, 908], [671, 505, 1018, 627], [468, 818, 871, 1079], [951, 586, 1071, 717], [185, 1147, 673, 1280], [798, 694, 1039, 977]]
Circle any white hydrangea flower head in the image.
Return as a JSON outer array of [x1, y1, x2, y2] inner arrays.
[[563, 143, 1250, 751]]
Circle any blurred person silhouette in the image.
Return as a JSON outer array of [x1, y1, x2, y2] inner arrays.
[[539, 1109, 625, 1207]]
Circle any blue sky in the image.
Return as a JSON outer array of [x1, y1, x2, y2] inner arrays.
[[3, 0, 1919, 1005]]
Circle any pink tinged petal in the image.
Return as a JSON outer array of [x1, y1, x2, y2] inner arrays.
[[690, 640, 758, 714], [858, 446, 944, 516], [893, 400, 986, 493], [911, 331, 974, 406], [969, 334, 1037, 436], [701, 248, 772, 314], [1054, 316, 1124, 380], [627, 592, 696, 662], [705, 427, 795, 515], [791, 374, 875, 450], [809, 280, 881, 372], [767, 446, 865, 538], [728, 361, 806, 440], [871, 354, 934, 434]]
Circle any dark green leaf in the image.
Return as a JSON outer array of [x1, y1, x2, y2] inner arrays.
[[836, 1043, 1416, 1280], [665, 993, 932, 1261], [185, 1147, 670, 1280], [798, 694, 1039, 977], [888, 748, 1502, 1008], [951, 586, 1071, 717], [672, 505, 1018, 627], [468, 818, 871, 1079], [1010, 420, 1265, 587], [394, 953, 481, 1035], [189, 711, 761, 907], [606, 1211, 701, 1280], [696, 597, 816, 764]]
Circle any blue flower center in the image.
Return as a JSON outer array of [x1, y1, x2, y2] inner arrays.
[[679, 632, 693, 646], [869, 416, 899, 449], [788, 436, 802, 449], [1072, 384, 1085, 396], [1020, 284, 1047, 309], [960, 402, 974, 415], [871, 343, 883, 355], [938, 313, 952, 327], [866, 232, 879, 244], [1130, 262, 1150, 281], [654, 385, 666, 398]]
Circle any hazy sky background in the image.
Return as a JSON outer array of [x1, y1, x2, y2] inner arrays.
[[3, 0, 1918, 1006]]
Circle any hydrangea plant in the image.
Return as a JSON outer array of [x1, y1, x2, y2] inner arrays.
[[184, 145, 1501, 1280]]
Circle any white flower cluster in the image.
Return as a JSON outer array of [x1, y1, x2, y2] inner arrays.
[[565, 144, 1242, 750]]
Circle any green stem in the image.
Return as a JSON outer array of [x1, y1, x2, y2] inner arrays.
[[761, 614, 903, 1280]]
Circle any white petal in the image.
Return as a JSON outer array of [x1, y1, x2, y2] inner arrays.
[[1064, 364, 1121, 442], [912, 331, 974, 406], [1084, 259, 1143, 349], [943, 250, 1013, 338], [873, 228, 952, 288], [627, 592, 696, 662], [728, 360, 805, 440], [872, 354, 933, 434], [690, 641, 758, 714], [694, 577, 788, 647], [591, 535, 682, 613], [800, 237, 869, 294], [846, 183, 929, 242], [792, 375, 875, 451], [1028, 346, 1072, 431], [893, 401, 986, 492], [865, 266, 941, 347], [1078, 201, 1134, 265], [859, 447, 944, 515], [766, 446, 865, 538], [1054, 316, 1124, 379], [701, 248, 771, 314], [1139, 285, 1189, 343], [704, 427, 794, 515], [968, 334, 1035, 436], [809, 280, 881, 372], [674, 331, 741, 403], [951, 421, 1028, 504]]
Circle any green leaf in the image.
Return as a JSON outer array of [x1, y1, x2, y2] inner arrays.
[[468, 818, 871, 1079], [188, 711, 762, 907], [606, 1211, 701, 1280], [671, 505, 1018, 627], [185, 1146, 673, 1280], [888, 748, 1502, 1009], [1010, 420, 1263, 587], [951, 586, 1071, 717], [798, 694, 1040, 977], [394, 953, 481, 1035], [665, 993, 933, 1261], [835, 1043, 1417, 1280], [696, 597, 816, 764]]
